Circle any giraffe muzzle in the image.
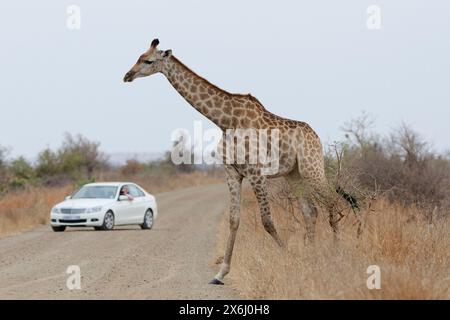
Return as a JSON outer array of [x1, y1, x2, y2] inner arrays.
[[123, 71, 135, 82]]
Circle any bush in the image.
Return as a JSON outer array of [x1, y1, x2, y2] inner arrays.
[[120, 159, 144, 176], [8, 157, 35, 190], [35, 148, 60, 178], [35, 133, 108, 186], [328, 113, 450, 216], [59, 133, 109, 178]]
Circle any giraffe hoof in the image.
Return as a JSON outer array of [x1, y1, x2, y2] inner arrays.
[[209, 278, 224, 285]]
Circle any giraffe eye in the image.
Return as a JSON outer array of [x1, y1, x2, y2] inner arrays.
[[143, 60, 154, 65]]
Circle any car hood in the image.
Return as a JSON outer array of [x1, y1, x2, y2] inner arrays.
[[55, 198, 115, 209]]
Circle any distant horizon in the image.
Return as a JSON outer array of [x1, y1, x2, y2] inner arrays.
[[3, 118, 449, 166], [2, 149, 166, 166]]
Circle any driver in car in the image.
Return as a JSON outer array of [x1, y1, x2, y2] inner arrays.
[[120, 186, 134, 201]]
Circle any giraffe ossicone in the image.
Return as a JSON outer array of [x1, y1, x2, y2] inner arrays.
[[124, 39, 359, 285]]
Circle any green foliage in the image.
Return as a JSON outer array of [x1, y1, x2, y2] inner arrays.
[[35, 133, 108, 185], [58, 133, 108, 179], [0, 133, 208, 196], [10, 156, 35, 181], [7, 156, 35, 190], [35, 148, 60, 178]]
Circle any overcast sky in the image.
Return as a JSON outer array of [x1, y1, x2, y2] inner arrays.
[[1, 0, 449, 159]]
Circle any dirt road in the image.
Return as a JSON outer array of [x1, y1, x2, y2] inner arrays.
[[0, 184, 236, 299]]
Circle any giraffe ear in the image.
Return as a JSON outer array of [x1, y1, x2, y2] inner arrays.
[[150, 38, 160, 48], [163, 49, 172, 58]]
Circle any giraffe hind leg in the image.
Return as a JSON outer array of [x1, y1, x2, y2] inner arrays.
[[249, 175, 284, 247], [294, 152, 341, 240], [285, 171, 318, 242], [300, 198, 318, 242]]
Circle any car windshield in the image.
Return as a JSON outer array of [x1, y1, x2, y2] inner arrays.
[[71, 186, 118, 199]]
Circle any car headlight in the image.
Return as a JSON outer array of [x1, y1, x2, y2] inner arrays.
[[51, 207, 60, 214], [86, 206, 103, 213]]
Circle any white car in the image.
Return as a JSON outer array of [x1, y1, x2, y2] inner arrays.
[[50, 182, 158, 232]]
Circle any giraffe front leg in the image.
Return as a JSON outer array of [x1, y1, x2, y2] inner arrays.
[[210, 166, 243, 285], [249, 175, 284, 247]]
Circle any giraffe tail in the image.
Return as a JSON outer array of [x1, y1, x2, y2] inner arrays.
[[336, 186, 359, 210]]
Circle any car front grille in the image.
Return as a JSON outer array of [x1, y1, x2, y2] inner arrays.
[[60, 208, 86, 214], [59, 219, 87, 224]]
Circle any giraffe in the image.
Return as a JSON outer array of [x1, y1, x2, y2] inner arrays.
[[123, 39, 358, 285]]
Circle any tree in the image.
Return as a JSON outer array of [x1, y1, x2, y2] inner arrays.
[[35, 148, 61, 179], [8, 156, 35, 189], [390, 123, 428, 168], [58, 133, 109, 179], [35, 133, 109, 185], [336, 114, 450, 212], [10, 156, 34, 180], [341, 111, 376, 149]]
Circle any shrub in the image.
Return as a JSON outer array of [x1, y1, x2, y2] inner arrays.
[[329, 114, 450, 216], [35, 133, 108, 186], [3, 156, 35, 190], [120, 159, 144, 176]]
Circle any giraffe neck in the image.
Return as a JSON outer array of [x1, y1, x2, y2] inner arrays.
[[161, 56, 238, 130]]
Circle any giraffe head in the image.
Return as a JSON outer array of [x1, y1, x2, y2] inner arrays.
[[123, 39, 172, 82]]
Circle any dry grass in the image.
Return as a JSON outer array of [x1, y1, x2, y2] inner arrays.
[[0, 185, 72, 238], [217, 186, 450, 299], [0, 171, 223, 239]]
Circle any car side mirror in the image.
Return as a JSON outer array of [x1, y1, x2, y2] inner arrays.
[[65, 196, 71, 200], [119, 195, 130, 201]]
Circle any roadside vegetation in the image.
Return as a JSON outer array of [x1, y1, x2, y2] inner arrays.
[[2, 114, 449, 299], [0, 133, 223, 238], [217, 114, 450, 299]]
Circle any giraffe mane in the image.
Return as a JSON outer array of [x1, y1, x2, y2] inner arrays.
[[170, 55, 266, 107]]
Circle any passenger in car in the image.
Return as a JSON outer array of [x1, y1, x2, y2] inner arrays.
[[120, 186, 134, 201]]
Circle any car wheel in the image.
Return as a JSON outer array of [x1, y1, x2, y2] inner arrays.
[[100, 211, 115, 231], [141, 209, 153, 230], [52, 226, 66, 232]]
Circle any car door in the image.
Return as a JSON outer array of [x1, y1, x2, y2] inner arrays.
[[127, 185, 147, 223], [114, 185, 136, 224]]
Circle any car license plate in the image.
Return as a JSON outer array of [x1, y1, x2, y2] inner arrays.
[[64, 215, 80, 220]]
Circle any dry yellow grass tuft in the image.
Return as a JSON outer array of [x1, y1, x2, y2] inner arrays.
[[217, 187, 450, 299], [0, 171, 223, 239], [0, 185, 72, 238]]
